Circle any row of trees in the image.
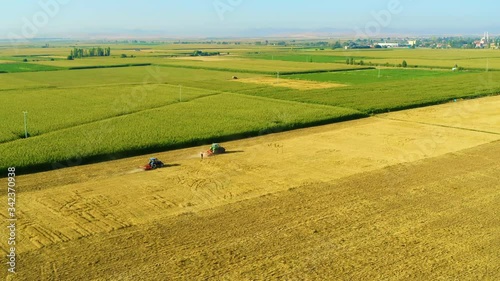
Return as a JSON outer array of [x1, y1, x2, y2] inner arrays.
[[68, 47, 111, 60], [346, 58, 409, 68], [191, 50, 220, 56]]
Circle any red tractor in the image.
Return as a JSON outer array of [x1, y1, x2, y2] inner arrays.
[[142, 157, 165, 170]]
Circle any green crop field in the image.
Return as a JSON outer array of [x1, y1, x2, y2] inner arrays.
[[244, 53, 372, 64], [1, 42, 499, 173], [0, 66, 263, 92], [159, 57, 370, 74], [284, 68, 466, 85], [0, 84, 219, 143], [32, 57, 162, 68], [0, 62, 64, 73], [237, 71, 500, 113]]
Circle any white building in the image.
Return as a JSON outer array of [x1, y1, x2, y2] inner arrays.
[[375, 43, 399, 48]]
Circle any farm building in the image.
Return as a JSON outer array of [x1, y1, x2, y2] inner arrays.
[[375, 42, 399, 48]]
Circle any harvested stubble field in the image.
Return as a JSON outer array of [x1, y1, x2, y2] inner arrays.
[[2, 96, 499, 280], [233, 76, 347, 90]]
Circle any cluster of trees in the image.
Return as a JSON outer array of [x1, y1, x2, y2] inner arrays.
[[345, 58, 410, 67], [191, 50, 220, 56], [120, 54, 136, 58], [345, 58, 366, 65], [331, 41, 343, 49], [346, 58, 355, 65], [302, 41, 329, 47], [68, 47, 111, 60]]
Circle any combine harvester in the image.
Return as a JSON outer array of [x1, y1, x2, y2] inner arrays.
[[203, 143, 226, 158], [142, 157, 165, 171]]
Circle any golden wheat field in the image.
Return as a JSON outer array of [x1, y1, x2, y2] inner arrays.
[[1, 96, 498, 280], [233, 76, 347, 90]]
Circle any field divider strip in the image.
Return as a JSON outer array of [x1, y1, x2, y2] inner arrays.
[[67, 63, 152, 70], [376, 116, 500, 136], [56, 82, 165, 90]]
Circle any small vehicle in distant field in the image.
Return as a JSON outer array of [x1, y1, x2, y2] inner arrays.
[[142, 157, 165, 170], [204, 143, 226, 157]]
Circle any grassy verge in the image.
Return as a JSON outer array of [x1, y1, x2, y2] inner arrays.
[[68, 63, 152, 70]]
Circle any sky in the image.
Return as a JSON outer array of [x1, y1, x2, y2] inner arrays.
[[1, 0, 499, 39]]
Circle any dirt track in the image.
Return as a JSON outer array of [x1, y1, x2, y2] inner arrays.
[[2, 96, 499, 280]]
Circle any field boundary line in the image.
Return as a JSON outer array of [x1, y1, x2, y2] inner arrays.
[[376, 116, 500, 136], [58, 82, 219, 91]]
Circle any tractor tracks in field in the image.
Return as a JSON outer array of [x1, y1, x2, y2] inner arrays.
[[40, 262, 60, 281], [174, 168, 235, 208], [375, 116, 500, 136], [18, 193, 133, 252]]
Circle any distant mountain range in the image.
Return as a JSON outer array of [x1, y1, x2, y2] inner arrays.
[[1, 26, 498, 40]]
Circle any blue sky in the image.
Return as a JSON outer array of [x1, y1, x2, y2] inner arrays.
[[1, 0, 499, 38]]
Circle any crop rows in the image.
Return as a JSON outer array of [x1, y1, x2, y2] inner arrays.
[[0, 84, 218, 143], [285, 69, 466, 85]]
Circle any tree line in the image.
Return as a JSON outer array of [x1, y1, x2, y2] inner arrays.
[[68, 47, 111, 60], [191, 50, 220, 56]]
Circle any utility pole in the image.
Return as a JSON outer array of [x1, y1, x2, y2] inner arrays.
[[23, 111, 28, 138]]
